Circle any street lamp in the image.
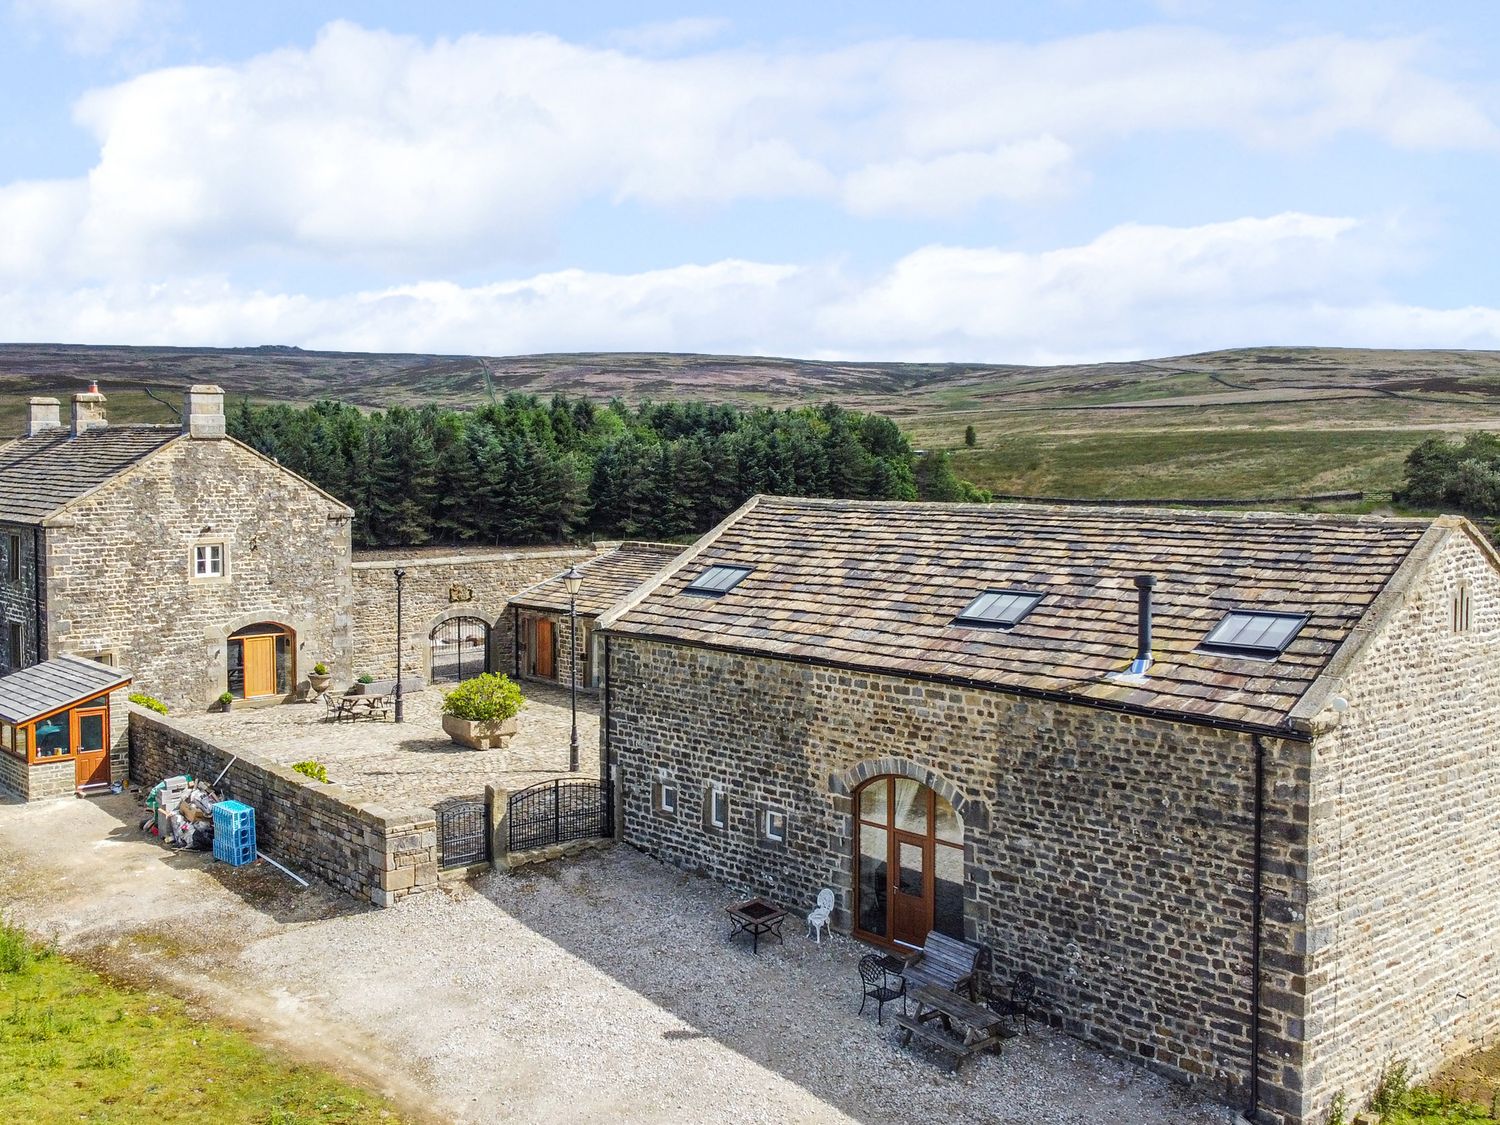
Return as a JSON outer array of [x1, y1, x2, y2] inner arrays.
[[394, 568, 406, 724], [564, 565, 583, 773]]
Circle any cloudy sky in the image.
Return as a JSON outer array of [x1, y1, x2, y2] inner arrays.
[[2, 1, 1498, 362]]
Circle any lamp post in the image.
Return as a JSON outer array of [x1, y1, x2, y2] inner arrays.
[[564, 565, 583, 773], [394, 568, 406, 724]]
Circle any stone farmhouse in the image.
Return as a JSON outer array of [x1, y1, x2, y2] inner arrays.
[[597, 495, 1500, 1125], [508, 542, 682, 692], [0, 385, 353, 711]]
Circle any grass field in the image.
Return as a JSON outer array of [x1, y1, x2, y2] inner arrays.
[[0, 919, 401, 1125]]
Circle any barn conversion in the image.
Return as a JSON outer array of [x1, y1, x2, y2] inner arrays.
[[597, 495, 1500, 1125]]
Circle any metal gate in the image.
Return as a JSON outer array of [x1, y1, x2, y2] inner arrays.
[[507, 779, 610, 853], [430, 616, 490, 684], [436, 795, 489, 869]]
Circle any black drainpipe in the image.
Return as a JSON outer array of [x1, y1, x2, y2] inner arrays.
[[1247, 733, 1266, 1123], [32, 527, 44, 664], [512, 606, 521, 679], [602, 634, 614, 835]]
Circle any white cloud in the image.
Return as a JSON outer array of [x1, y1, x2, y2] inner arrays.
[[605, 17, 732, 54], [0, 21, 1493, 283], [5, 213, 1498, 362], [11, 0, 162, 55]]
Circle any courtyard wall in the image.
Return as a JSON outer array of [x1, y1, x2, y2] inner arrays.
[[129, 707, 437, 906], [1298, 527, 1500, 1120], [605, 635, 1311, 1118], [350, 546, 598, 682]]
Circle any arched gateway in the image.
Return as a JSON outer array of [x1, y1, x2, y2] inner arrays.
[[852, 774, 965, 949]]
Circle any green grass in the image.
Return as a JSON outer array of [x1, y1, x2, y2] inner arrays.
[[0, 918, 401, 1124]]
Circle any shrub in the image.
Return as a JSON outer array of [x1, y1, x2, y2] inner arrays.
[[218, 691, 234, 705], [128, 692, 167, 715], [292, 760, 329, 784], [1326, 1090, 1347, 1125], [357, 674, 374, 685], [442, 673, 524, 722], [312, 662, 329, 676], [1370, 1058, 1411, 1116], [0, 917, 34, 975]]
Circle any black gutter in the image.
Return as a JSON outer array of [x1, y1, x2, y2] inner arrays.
[[602, 634, 614, 836], [1247, 733, 1267, 1123], [31, 527, 43, 665], [596, 627, 1313, 743]]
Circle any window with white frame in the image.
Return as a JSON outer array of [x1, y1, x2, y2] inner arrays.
[[707, 786, 729, 830], [193, 543, 225, 578], [654, 781, 677, 815], [763, 809, 787, 844]]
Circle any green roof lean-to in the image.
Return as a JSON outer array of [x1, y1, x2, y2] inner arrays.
[[597, 495, 1456, 737]]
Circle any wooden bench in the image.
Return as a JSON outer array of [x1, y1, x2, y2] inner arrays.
[[900, 932, 985, 999]]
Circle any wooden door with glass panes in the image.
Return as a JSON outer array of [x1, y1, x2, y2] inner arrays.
[[73, 707, 109, 787]]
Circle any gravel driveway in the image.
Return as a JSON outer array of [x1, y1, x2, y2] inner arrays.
[[0, 796, 1236, 1125]]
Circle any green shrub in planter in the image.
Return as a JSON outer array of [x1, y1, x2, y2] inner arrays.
[[128, 692, 168, 715], [312, 662, 330, 676], [292, 760, 330, 784], [357, 674, 374, 685], [442, 673, 525, 722]]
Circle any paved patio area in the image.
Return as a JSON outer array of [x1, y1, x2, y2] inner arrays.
[[173, 680, 599, 808]]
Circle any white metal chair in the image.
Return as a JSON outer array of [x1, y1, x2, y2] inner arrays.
[[807, 888, 835, 943]]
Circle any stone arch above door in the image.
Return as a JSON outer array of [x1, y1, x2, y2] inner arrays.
[[829, 756, 985, 831]]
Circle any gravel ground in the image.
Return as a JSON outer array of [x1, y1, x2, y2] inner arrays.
[[0, 796, 1236, 1125]]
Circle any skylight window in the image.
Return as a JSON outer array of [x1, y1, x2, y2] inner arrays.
[[1200, 611, 1308, 658], [954, 589, 1042, 628], [684, 564, 752, 597]]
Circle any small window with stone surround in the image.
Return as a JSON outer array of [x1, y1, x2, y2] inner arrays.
[[6, 534, 18, 582], [653, 781, 678, 816], [1453, 584, 1472, 634], [193, 543, 226, 579], [704, 785, 729, 832]]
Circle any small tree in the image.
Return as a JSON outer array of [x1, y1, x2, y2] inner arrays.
[[442, 673, 525, 722], [964, 425, 977, 448]]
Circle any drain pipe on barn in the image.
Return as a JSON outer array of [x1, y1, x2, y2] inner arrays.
[[1244, 732, 1267, 1125]]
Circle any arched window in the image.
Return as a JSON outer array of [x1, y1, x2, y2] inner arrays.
[[854, 776, 965, 950], [430, 617, 491, 683], [227, 623, 294, 700]]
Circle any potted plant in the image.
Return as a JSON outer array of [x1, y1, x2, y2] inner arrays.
[[441, 673, 525, 751], [349, 674, 375, 696], [308, 662, 333, 694], [218, 690, 234, 713]]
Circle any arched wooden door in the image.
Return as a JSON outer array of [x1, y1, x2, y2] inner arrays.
[[853, 775, 965, 950], [227, 623, 294, 700]]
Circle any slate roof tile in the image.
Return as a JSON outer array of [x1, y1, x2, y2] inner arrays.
[[0, 426, 179, 524], [0, 655, 132, 724], [509, 542, 685, 617]]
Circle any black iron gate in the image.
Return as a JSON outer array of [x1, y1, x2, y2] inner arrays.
[[430, 616, 491, 684], [507, 779, 610, 853], [436, 795, 489, 869]]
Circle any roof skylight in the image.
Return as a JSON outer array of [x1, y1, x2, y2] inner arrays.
[[954, 589, 1042, 628], [684, 564, 752, 597], [1199, 611, 1308, 658]]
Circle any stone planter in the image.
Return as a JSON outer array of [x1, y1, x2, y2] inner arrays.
[[442, 713, 519, 751], [308, 672, 332, 694]]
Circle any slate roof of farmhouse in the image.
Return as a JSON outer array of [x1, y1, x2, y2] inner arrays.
[[511, 543, 687, 618], [0, 426, 179, 524], [598, 495, 1450, 735], [0, 655, 132, 724]]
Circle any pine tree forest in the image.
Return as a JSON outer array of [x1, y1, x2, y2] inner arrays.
[[228, 394, 989, 549]]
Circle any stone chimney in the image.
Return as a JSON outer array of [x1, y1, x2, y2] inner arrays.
[[26, 397, 62, 437], [183, 384, 226, 439], [70, 383, 107, 437]]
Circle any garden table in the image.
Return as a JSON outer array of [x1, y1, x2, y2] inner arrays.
[[725, 897, 787, 954]]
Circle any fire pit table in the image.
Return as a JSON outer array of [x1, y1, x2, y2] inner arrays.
[[725, 896, 787, 954]]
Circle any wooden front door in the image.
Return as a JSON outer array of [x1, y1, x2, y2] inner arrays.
[[73, 708, 109, 788], [890, 831, 933, 948], [242, 635, 278, 698], [535, 618, 555, 679]]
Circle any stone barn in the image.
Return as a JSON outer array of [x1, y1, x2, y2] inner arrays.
[[596, 494, 1500, 1125], [0, 384, 353, 712]]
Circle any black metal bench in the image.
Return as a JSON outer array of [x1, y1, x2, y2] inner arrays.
[[900, 933, 985, 1000]]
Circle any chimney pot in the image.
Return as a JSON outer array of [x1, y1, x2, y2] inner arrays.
[[184, 384, 226, 439], [70, 385, 108, 437], [26, 397, 62, 437]]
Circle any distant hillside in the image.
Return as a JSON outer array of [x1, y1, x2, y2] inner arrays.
[[5, 342, 1500, 506]]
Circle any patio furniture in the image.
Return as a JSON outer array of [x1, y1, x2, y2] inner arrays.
[[858, 953, 905, 1025], [807, 888, 834, 944], [725, 896, 787, 954], [900, 932, 985, 1000], [990, 970, 1038, 1036], [893, 982, 1007, 1073]]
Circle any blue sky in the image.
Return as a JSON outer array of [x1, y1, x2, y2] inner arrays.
[[1, 1, 1498, 362]]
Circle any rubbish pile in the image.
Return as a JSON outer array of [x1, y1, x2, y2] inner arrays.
[[141, 774, 221, 851]]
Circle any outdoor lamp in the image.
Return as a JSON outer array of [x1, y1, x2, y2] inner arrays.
[[564, 566, 583, 596], [565, 566, 583, 772]]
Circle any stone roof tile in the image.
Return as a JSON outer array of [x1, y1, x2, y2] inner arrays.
[[0, 426, 179, 524]]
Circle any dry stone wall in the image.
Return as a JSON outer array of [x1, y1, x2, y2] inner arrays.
[[1299, 528, 1500, 1120], [0, 520, 41, 672], [350, 546, 597, 682], [606, 636, 1311, 1116], [44, 438, 352, 710], [129, 707, 437, 906]]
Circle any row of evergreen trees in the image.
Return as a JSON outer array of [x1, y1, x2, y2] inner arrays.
[[228, 394, 988, 548]]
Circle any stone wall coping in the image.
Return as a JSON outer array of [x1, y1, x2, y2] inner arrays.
[[351, 544, 617, 571], [129, 704, 422, 832]]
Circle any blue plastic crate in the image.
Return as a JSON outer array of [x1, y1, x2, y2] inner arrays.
[[211, 800, 256, 865]]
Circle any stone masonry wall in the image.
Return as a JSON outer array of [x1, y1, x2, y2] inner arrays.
[[606, 636, 1311, 1115], [129, 708, 437, 906], [0, 684, 134, 802], [0, 520, 41, 672], [350, 546, 597, 683], [1298, 529, 1500, 1120], [44, 438, 353, 710]]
